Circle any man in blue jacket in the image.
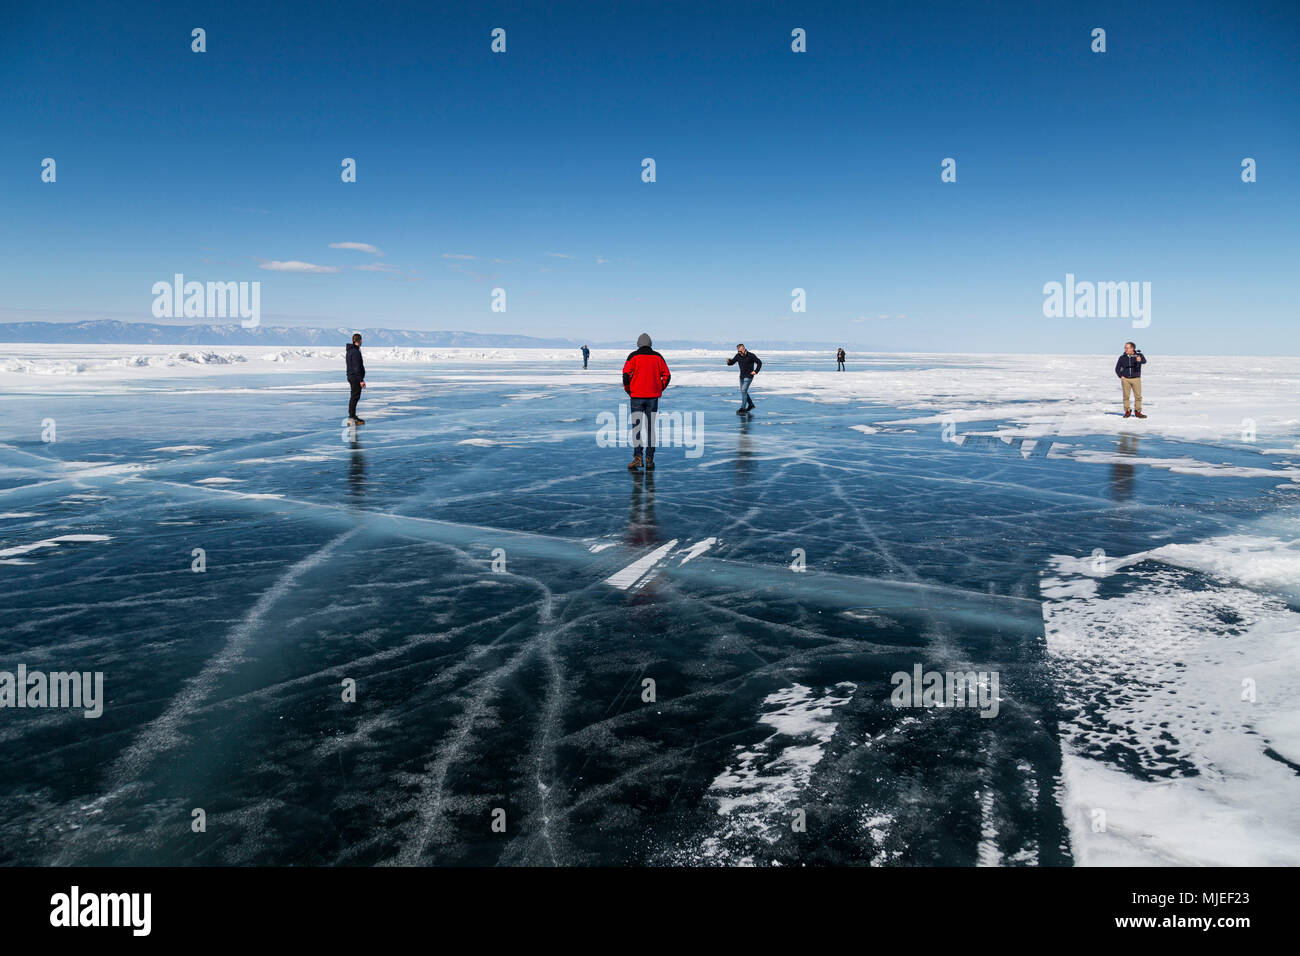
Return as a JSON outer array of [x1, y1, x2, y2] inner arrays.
[[1115, 342, 1147, 419], [581, 345, 590, 369], [345, 333, 366, 425]]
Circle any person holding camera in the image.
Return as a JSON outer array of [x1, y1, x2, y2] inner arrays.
[[1115, 341, 1148, 419]]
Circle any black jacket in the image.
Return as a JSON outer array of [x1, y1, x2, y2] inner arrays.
[[1115, 351, 1146, 378], [346, 342, 365, 382], [727, 350, 762, 378]]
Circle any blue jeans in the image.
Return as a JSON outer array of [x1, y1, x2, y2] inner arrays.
[[739, 376, 753, 409], [629, 396, 658, 460]]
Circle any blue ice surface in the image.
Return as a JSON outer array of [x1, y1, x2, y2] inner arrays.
[[0, 353, 1293, 865]]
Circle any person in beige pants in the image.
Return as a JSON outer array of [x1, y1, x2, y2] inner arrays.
[[1115, 342, 1147, 418]]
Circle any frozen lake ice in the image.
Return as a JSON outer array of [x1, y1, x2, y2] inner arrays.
[[1, 348, 1297, 865]]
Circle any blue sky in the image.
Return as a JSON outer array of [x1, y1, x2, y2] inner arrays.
[[2, 0, 1297, 352]]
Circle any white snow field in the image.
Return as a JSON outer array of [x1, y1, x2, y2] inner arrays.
[[3, 342, 1297, 445], [0, 344, 1296, 866]]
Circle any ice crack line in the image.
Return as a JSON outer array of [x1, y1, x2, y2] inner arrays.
[[47, 528, 359, 864]]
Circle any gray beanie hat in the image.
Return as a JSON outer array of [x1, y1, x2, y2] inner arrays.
[[637, 332, 651, 347]]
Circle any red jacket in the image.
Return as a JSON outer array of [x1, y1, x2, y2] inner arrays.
[[622, 347, 671, 398]]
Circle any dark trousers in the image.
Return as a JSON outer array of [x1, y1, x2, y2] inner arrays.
[[348, 380, 362, 418], [837, 361, 845, 370], [583, 356, 589, 368], [629, 396, 658, 461]]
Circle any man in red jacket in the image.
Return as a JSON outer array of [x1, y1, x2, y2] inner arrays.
[[621, 332, 671, 470]]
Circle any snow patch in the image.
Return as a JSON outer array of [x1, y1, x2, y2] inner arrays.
[[0, 534, 113, 561], [684, 682, 857, 865], [677, 537, 718, 565], [1043, 536, 1300, 866]]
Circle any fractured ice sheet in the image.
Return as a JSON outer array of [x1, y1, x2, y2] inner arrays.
[[0, 350, 1295, 865]]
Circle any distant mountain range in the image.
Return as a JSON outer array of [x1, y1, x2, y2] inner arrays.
[[0, 320, 847, 351], [0, 320, 577, 348]]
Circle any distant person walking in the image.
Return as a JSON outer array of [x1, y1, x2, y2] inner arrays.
[[836, 347, 846, 371], [727, 343, 762, 414], [581, 345, 590, 369], [345, 333, 366, 425], [1115, 341, 1147, 418], [622, 333, 671, 470]]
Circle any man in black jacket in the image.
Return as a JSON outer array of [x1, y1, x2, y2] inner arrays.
[[346, 333, 366, 425], [726, 344, 762, 414], [1115, 342, 1147, 419]]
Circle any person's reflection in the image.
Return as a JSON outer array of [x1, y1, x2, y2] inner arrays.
[[1110, 434, 1138, 501], [348, 435, 366, 507], [736, 417, 756, 485], [627, 471, 658, 547]]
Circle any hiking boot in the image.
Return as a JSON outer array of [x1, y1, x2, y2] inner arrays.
[[736, 407, 747, 415], [1123, 410, 1131, 418], [1134, 412, 1147, 419], [345, 417, 360, 426], [628, 455, 643, 470], [354, 418, 366, 425], [645, 459, 656, 471]]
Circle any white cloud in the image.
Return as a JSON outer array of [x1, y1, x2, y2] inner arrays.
[[357, 263, 400, 273], [547, 252, 575, 259], [328, 242, 384, 256], [444, 254, 516, 264], [259, 261, 341, 274]]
